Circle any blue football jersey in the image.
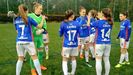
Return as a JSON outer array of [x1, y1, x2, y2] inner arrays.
[[89, 17, 97, 34], [90, 20, 112, 44], [59, 20, 80, 47], [76, 16, 89, 37], [117, 19, 131, 41], [14, 16, 38, 42]]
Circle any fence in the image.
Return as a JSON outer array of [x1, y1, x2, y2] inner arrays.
[[0, 0, 133, 21]]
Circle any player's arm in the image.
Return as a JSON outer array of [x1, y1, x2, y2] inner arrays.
[[14, 19, 18, 33], [14, 24, 18, 33], [125, 22, 132, 41], [42, 20, 48, 34], [59, 23, 64, 47], [37, 15, 46, 29], [87, 14, 91, 26], [59, 23, 64, 37], [29, 17, 45, 35]]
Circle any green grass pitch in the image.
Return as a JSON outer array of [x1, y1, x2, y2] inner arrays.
[[0, 22, 133, 75]]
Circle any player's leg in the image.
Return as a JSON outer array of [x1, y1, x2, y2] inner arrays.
[[115, 38, 127, 68], [103, 45, 111, 75], [24, 49, 27, 61], [84, 37, 90, 63], [26, 42, 42, 75], [70, 47, 78, 75], [44, 43, 49, 59], [38, 39, 47, 70], [124, 41, 130, 65], [31, 55, 42, 75], [85, 44, 89, 63], [95, 44, 104, 75], [16, 43, 24, 75], [62, 47, 70, 75], [89, 34, 95, 60], [30, 41, 37, 75], [71, 56, 77, 75], [43, 33, 49, 60], [78, 38, 84, 59]]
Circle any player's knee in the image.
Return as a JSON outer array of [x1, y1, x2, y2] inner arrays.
[[37, 47, 44, 50], [78, 45, 82, 49], [44, 43, 49, 46], [121, 48, 127, 54], [84, 45, 89, 50], [96, 55, 102, 59], [103, 56, 109, 62], [18, 56, 24, 61], [63, 57, 68, 61], [71, 56, 76, 61], [31, 55, 38, 60]]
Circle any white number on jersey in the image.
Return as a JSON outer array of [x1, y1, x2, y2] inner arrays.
[[19, 25, 25, 36], [101, 29, 111, 38], [67, 30, 77, 41]]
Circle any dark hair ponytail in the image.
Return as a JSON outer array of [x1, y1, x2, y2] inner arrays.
[[102, 8, 113, 25], [18, 4, 28, 25]]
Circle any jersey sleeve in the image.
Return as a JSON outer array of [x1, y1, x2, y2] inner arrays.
[[77, 23, 80, 36], [29, 17, 38, 27], [125, 20, 132, 41], [42, 20, 47, 29], [76, 17, 80, 23], [14, 20, 17, 30], [59, 22, 64, 37]]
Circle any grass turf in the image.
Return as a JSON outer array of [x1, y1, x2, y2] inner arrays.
[[0, 22, 133, 75]]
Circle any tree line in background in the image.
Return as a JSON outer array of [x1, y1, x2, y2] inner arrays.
[[0, 0, 133, 21]]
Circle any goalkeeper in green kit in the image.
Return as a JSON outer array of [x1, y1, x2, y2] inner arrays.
[[28, 2, 48, 75]]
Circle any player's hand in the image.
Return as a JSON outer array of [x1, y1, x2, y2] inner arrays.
[[87, 13, 91, 20], [36, 29, 44, 35], [41, 15, 48, 20], [41, 15, 46, 20], [87, 14, 91, 26]]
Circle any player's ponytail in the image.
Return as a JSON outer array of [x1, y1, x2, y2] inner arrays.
[[64, 10, 74, 22], [18, 4, 28, 25], [102, 8, 113, 25]]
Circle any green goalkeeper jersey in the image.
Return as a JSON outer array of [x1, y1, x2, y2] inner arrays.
[[28, 13, 47, 39]]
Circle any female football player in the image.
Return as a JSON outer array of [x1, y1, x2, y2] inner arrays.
[[28, 2, 47, 75], [89, 8, 113, 75], [59, 10, 80, 75], [76, 6, 90, 64], [15, 4, 44, 75], [88, 9, 98, 60], [115, 11, 131, 68]]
